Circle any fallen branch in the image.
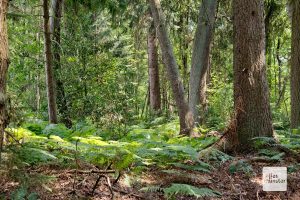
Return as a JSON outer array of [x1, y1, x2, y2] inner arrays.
[[68, 169, 115, 174]]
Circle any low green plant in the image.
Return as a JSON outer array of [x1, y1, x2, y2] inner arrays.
[[229, 160, 253, 176], [141, 184, 221, 199]]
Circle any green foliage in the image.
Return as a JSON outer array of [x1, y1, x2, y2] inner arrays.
[[42, 124, 72, 138], [258, 148, 281, 157], [140, 185, 164, 193], [199, 148, 233, 165], [287, 164, 300, 173], [24, 122, 47, 135], [7, 120, 215, 172], [140, 184, 221, 199], [164, 184, 221, 199], [252, 137, 277, 149], [269, 152, 285, 161], [170, 162, 212, 173], [229, 160, 253, 176], [11, 145, 57, 166], [10, 186, 38, 200]]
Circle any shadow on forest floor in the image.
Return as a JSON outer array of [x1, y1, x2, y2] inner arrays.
[[0, 121, 300, 199]]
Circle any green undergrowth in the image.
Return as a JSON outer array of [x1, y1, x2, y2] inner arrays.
[[3, 120, 300, 199], [2, 119, 223, 198], [140, 184, 221, 199], [5, 120, 223, 170]]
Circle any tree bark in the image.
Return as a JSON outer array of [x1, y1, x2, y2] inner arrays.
[[199, 65, 208, 124], [0, 0, 9, 159], [51, 0, 72, 128], [291, 0, 300, 129], [189, 0, 217, 125], [149, 0, 193, 135], [43, 0, 58, 124], [148, 20, 161, 112], [233, 0, 273, 151]]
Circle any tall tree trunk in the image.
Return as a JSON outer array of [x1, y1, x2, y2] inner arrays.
[[51, 0, 72, 128], [149, 0, 193, 135], [0, 0, 9, 160], [199, 64, 209, 124], [189, 0, 217, 124], [43, 0, 58, 124], [179, 10, 189, 91], [233, 0, 273, 151], [148, 20, 161, 112], [291, 0, 300, 129]]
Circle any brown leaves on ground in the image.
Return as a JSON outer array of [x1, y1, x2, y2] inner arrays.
[[1, 156, 299, 200]]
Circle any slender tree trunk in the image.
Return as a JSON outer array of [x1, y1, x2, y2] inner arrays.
[[291, 0, 300, 129], [233, 0, 273, 151], [199, 64, 209, 124], [35, 74, 41, 112], [0, 0, 9, 160], [148, 20, 161, 112], [179, 11, 189, 91], [51, 0, 72, 127], [149, 0, 193, 135], [189, 0, 217, 125], [43, 0, 58, 124], [277, 39, 282, 95]]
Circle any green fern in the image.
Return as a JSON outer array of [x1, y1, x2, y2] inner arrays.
[[251, 137, 277, 149], [229, 160, 253, 175], [140, 185, 164, 193], [269, 152, 285, 161], [163, 184, 221, 198], [170, 162, 211, 173], [12, 146, 57, 165], [199, 148, 232, 164]]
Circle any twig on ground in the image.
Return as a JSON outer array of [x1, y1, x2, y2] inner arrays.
[[68, 169, 115, 174], [113, 171, 121, 185], [92, 174, 114, 199]]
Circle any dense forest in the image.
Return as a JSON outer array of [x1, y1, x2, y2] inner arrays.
[[0, 0, 300, 199]]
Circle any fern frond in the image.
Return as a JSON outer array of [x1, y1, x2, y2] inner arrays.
[[140, 185, 164, 193], [170, 162, 211, 173], [163, 184, 221, 198]]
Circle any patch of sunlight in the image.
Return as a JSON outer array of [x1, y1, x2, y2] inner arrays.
[[72, 136, 109, 146], [250, 177, 263, 186], [7, 128, 34, 140], [150, 147, 163, 152], [49, 135, 66, 142], [26, 135, 48, 142]]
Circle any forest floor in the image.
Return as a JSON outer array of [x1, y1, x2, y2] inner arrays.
[[0, 121, 300, 199], [1, 154, 300, 199]]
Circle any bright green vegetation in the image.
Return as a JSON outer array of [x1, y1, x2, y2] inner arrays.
[[1, 0, 300, 199], [2, 118, 300, 199]]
